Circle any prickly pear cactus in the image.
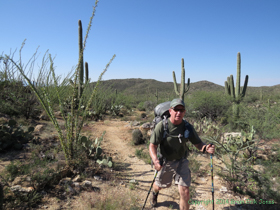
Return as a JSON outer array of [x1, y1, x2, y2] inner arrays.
[[80, 132, 113, 167]]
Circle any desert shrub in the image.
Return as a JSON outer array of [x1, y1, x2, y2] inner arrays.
[[137, 102, 145, 111], [187, 91, 230, 121], [0, 80, 40, 119], [206, 128, 280, 202], [242, 93, 259, 104], [236, 103, 280, 139], [143, 101, 155, 112], [0, 119, 34, 151]]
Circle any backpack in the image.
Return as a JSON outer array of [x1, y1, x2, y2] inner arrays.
[[150, 101, 192, 167], [151, 101, 171, 132]]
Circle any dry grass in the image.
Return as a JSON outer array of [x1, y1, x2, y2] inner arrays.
[[72, 185, 140, 210]]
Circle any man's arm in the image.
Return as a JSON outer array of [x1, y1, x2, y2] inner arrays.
[[194, 142, 215, 154], [149, 143, 162, 171]]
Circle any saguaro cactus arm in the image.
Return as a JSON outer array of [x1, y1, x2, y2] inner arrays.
[[241, 75, 248, 97], [235, 52, 241, 98], [173, 71, 179, 96], [85, 62, 89, 84]]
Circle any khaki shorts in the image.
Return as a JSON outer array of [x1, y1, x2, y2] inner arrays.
[[155, 158, 191, 188]]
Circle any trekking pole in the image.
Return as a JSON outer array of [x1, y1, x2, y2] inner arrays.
[[210, 144, 214, 210], [142, 170, 158, 210]]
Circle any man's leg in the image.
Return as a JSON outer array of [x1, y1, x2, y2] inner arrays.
[[153, 182, 161, 192], [178, 185, 190, 210], [151, 182, 161, 207]]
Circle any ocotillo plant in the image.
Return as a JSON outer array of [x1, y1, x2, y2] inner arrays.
[[173, 58, 190, 101], [224, 52, 249, 120]]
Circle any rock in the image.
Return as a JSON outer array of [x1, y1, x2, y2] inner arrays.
[[81, 180, 92, 188], [140, 122, 151, 130], [257, 154, 268, 160], [94, 175, 102, 181], [252, 164, 265, 173], [72, 175, 81, 182], [221, 132, 241, 143], [66, 184, 76, 195], [147, 130, 153, 137], [12, 175, 31, 187], [34, 124, 44, 133], [131, 121, 140, 127], [258, 145, 272, 155], [54, 111, 61, 116], [10, 185, 34, 193], [72, 182, 81, 188], [59, 177, 72, 185], [39, 114, 49, 121], [220, 186, 228, 192]]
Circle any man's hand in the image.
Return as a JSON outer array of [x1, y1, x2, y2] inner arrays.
[[153, 159, 163, 171], [206, 144, 215, 154], [149, 143, 163, 171]]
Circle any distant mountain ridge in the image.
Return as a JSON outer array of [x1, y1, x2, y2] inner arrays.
[[95, 78, 280, 96]]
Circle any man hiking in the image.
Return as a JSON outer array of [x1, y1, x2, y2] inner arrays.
[[149, 98, 215, 210]]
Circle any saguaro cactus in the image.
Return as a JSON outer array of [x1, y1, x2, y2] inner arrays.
[[224, 52, 249, 120], [154, 88, 159, 104], [78, 20, 89, 98], [173, 58, 190, 101]]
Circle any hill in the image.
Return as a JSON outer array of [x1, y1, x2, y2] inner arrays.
[[93, 78, 280, 98]]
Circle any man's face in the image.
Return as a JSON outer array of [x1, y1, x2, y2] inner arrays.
[[169, 105, 186, 124]]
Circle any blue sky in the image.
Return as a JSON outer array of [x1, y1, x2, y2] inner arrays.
[[1, 0, 280, 87]]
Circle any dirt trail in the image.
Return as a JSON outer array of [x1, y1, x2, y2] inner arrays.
[[88, 119, 241, 210]]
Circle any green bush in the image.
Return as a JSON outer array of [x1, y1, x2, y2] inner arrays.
[[0, 119, 34, 151], [143, 101, 155, 112], [0, 80, 40, 119], [137, 102, 145, 111], [236, 103, 280, 139], [186, 91, 230, 121]]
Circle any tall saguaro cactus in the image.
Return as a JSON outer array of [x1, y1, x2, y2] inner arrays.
[[173, 58, 190, 101], [78, 20, 89, 98], [224, 52, 249, 121]]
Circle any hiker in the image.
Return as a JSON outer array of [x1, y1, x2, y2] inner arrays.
[[149, 98, 215, 210]]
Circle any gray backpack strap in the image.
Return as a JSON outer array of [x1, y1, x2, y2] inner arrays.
[[162, 115, 168, 139]]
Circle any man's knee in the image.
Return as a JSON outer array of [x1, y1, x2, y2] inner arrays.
[[179, 185, 190, 197]]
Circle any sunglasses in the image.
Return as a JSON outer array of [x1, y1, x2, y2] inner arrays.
[[171, 108, 185, 113]]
